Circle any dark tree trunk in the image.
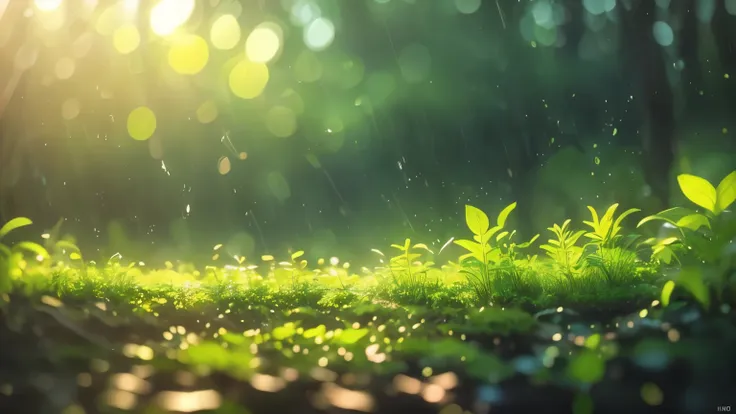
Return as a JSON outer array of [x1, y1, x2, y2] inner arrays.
[[491, 1, 541, 240], [678, 0, 701, 105], [561, 0, 585, 59], [619, 0, 676, 209], [712, 0, 736, 112]]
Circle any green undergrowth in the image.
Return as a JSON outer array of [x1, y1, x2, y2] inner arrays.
[[0, 171, 734, 314], [0, 172, 733, 413]]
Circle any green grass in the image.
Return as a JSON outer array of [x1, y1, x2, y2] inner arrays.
[[0, 171, 734, 413]]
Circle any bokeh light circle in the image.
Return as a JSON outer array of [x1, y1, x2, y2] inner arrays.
[[652, 21, 674, 47], [210, 14, 241, 50], [127, 106, 157, 141], [34, 0, 62, 11], [168, 34, 209, 75], [245, 24, 281, 63], [150, 0, 195, 36], [113, 24, 141, 54], [229, 60, 269, 99], [304, 17, 335, 51], [455, 0, 481, 14]]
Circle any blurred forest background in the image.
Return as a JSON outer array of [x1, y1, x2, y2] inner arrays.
[[0, 0, 735, 266]]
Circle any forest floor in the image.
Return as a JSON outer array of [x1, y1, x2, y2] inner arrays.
[[0, 261, 735, 414]]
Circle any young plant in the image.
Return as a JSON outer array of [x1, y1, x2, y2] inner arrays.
[[382, 238, 436, 301], [0, 217, 50, 297], [278, 250, 308, 287], [454, 203, 516, 265], [582, 203, 640, 249], [581, 204, 641, 285], [638, 171, 735, 263], [454, 203, 538, 303], [638, 171, 736, 308], [540, 219, 586, 283]]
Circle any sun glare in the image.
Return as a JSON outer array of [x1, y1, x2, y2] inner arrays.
[[150, 0, 195, 37]]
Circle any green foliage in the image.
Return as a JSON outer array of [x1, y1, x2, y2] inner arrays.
[[677, 171, 736, 215], [582, 203, 640, 248], [454, 203, 539, 304], [455, 203, 519, 264], [584, 247, 639, 286], [439, 307, 537, 336], [0, 217, 51, 298], [638, 171, 736, 309], [540, 219, 586, 280], [373, 238, 439, 304], [0, 217, 33, 240]]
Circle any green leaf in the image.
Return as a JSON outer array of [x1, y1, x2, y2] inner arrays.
[[496, 202, 517, 227], [55, 240, 80, 252], [516, 234, 539, 248], [465, 205, 490, 236], [586, 206, 600, 229], [600, 203, 619, 228], [412, 243, 432, 253], [474, 226, 501, 244], [454, 239, 481, 255], [303, 324, 326, 339], [458, 253, 475, 262], [661, 280, 675, 306], [677, 174, 717, 213], [715, 170, 736, 214], [611, 207, 640, 234], [272, 322, 297, 340], [652, 245, 675, 264], [181, 342, 232, 370], [291, 250, 304, 260], [0, 217, 33, 240], [568, 230, 586, 245], [14, 242, 50, 259], [658, 237, 679, 246], [336, 328, 368, 345], [675, 214, 710, 231], [676, 268, 709, 309], [637, 207, 695, 228]]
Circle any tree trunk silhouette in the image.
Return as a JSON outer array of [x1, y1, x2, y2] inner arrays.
[[491, 1, 540, 240], [678, 0, 701, 106], [619, 0, 675, 209], [713, 0, 736, 112], [561, 0, 585, 59]]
